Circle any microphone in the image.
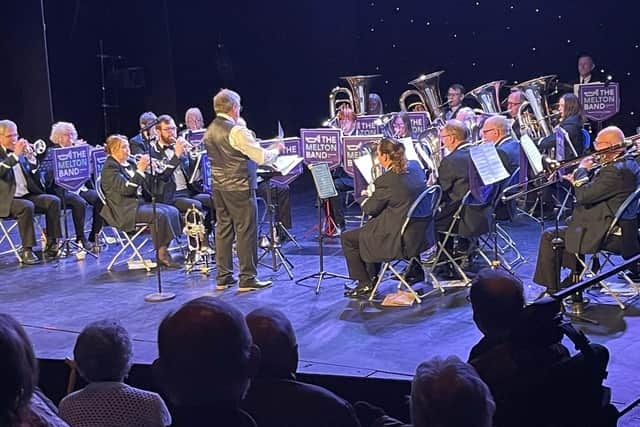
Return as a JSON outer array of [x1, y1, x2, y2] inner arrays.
[[140, 117, 161, 134]]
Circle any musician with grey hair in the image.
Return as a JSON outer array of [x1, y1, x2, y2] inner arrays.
[[0, 119, 62, 263], [59, 320, 171, 426], [204, 88, 284, 292], [185, 107, 205, 130], [481, 115, 519, 174]]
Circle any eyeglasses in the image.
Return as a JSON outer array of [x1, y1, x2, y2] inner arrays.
[[481, 128, 497, 134], [440, 134, 453, 139], [160, 126, 177, 132], [507, 101, 521, 106]]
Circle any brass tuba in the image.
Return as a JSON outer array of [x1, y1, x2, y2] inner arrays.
[[399, 71, 446, 121], [514, 75, 558, 139], [329, 74, 380, 118], [467, 80, 507, 114]]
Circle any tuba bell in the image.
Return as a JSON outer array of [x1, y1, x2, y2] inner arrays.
[[399, 71, 446, 122], [329, 74, 380, 118], [467, 80, 507, 114], [514, 75, 558, 139]]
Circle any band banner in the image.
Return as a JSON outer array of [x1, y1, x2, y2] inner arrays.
[[578, 82, 620, 122], [184, 128, 207, 144], [300, 128, 342, 169], [355, 115, 382, 135], [52, 145, 91, 191], [342, 134, 382, 177], [259, 137, 303, 186], [90, 148, 108, 177], [406, 112, 430, 134]]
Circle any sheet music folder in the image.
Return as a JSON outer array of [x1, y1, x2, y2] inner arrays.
[[257, 155, 304, 176], [309, 162, 338, 200], [469, 143, 509, 185], [520, 135, 543, 175]]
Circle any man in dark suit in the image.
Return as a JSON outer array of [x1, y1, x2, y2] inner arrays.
[[242, 307, 361, 427], [100, 135, 182, 267], [533, 126, 640, 291], [0, 120, 61, 263], [481, 116, 519, 174], [129, 112, 157, 156], [574, 53, 602, 85], [341, 138, 427, 297], [507, 90, 524, 139], [444, 84, 466, 121]]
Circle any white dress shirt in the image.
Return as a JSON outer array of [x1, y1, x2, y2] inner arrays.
[[218, 113, 279, 166]]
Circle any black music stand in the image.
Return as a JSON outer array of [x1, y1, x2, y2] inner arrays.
[[257, 170, 294, 279], [296, 163, 349, 294]]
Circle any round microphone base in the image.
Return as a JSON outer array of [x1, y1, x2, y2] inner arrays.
[[144, 292, 176, 303]]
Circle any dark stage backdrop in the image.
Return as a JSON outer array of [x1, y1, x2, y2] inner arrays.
[[2, 0, 638, 143]]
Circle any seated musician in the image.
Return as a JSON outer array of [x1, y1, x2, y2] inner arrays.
[[539, 93, 585, 160], [327, 105, 356, 235], [0, 120, 62, 263], [129, 112, 158, 156], [507, 90, 524, 139], [481, 115, 519, 174], [150, 115, 214, 247], [408, 102, 426, 112], [341, 138, 427, 298], [444, 84, 466, 121], [455, 107, 480, 142], [392, 112, 414, 139], [367, 93, 384, 115], [48, 122, 103, 251], [184, 107, 204, 131], [533, 126, 640, 291], [100, 135, 182, 268]]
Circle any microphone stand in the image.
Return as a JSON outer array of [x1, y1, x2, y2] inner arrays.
[[143, 133, 175, 302]]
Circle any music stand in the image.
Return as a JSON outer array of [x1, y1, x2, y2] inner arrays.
[[257, 170, 295, 279], [296, 163, 349, 294]]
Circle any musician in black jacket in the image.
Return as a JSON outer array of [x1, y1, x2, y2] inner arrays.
[[99, 134, 182, 267], [48, 121, 103, 250], [129, 112, 158, 156], [533, 126, 640, 291], [539, 93, 585, 160], [341, 138, 427, 297], [481, 116, 519, 174], [0, 120, 61, 263]]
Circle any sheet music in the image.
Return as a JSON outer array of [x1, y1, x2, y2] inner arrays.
[[397, 137, 420, 163], [469, 143, 509, 185], [353, 153, 375, 184], [520, 134, 543, 175], [309, 163, 338, 199], [263, 155, 304, 176]]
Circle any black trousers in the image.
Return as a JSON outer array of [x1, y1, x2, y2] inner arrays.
[[533, 227, 581, 291], [256, 182, 292, 229], [212, 188, 258, 284], [341, 227, 380, 283], [60, 189, 104, 242], [328, 177, 353, 228], [135, 203, 181, 249], [10, 194, 62, 248], [174, 189, 215, 232]]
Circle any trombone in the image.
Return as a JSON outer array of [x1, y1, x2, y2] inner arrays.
[[502, 141, 634, 201]]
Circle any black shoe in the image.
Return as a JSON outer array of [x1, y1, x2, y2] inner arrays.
[[344, 282, 372, 298], [44, 242, 60, 258], [216, 277, 238, 291], [20, 249, 41, 265], [238, 279, 272, 292]]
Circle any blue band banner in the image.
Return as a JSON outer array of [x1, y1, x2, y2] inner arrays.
[[260, 137, 303, 186], [342, 135, 382, 178], [406, 112, 430, 134], [90, 148, 108, 178], [52, 145, 91, 191], [300, 128, 342, 169], [355, 115, 382, 135], [578, 82, 620, 122]]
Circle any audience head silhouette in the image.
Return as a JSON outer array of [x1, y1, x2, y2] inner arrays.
[[0, 313, 38, 426], [74, 319, 133, 382], [411, 356, 495, 427], [156, 296, 258, 406], [469, 268, 525, 339], [246, 307, 298, 379]]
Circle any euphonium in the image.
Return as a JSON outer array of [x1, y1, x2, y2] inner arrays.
[[329, 74, 380, 117]]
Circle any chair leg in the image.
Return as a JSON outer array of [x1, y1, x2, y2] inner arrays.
[[388, 263, 421, 303], [368, 263, 389, 301], [575, 255, 625, 310], [0, 221, 22, 262]]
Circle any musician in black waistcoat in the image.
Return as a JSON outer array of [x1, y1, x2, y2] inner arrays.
[[129, 112, 158, 156], [99, 135, 182, 268], [149, 115, 214, 245], [204, 89, 284, 292], [0, 120, 62, 263], [533, 127, 640, 291], [341, 138, 427, 298], [47, 122, 103, 251], [539, 93, 585, 160]]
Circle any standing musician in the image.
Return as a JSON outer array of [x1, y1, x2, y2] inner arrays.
[[129, 112, 158, 156], [48, 122, 103, 251], [0, 120, 62, 263], [204, 89, 284, 292], [574, 53, 602, 85], [341, 138, 427, 298], [533, 126, 640, 291], [149, 115, 214, 246], [100, 135, 182, 268], [539, 93, 585, 160]]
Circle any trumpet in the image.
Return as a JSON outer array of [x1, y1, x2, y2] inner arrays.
[[127, 154, 170, 173]]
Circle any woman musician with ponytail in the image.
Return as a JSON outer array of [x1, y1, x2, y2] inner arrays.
[[341, 138, 428, 298]]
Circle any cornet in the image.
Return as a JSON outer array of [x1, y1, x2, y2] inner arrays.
[[24, 139, 47, 156]]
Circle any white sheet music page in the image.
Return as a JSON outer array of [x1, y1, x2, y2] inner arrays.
[[397, 137, 421, 163], [520, 134, 543, 175], [353, 153, 375, 184], [270, 155, 304, 176], [469, 143, 509, 185]]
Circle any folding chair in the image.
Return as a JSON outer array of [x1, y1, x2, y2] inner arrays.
[[368, 185, 442, 303], [95, 175, 155, 272], [574, 186, 640, 309], [0, 218, 22, 262]]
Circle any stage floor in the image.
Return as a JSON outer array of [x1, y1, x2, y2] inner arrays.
[[1, 173, 639, 420]]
